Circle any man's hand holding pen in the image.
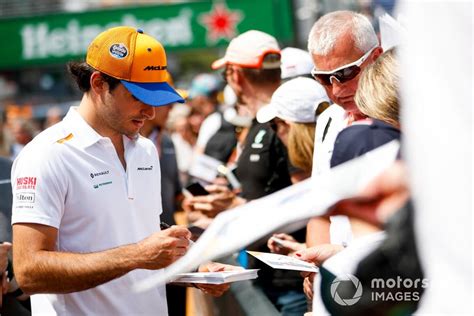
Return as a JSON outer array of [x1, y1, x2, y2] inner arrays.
[[159, 222, 236, 297], [135, 225, 191, 270]]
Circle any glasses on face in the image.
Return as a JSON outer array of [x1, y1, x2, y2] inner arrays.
[[311, 46, 378, 86], [221, 68, 228, 83]]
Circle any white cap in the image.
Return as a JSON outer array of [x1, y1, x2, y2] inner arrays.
[[211, 30, 281, 69], [257, 77, 330, 123], [280, 47, 314, 80]]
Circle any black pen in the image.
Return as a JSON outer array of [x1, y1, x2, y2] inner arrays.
[[160, 222, 194, 245], [160, 221, 171, 230]]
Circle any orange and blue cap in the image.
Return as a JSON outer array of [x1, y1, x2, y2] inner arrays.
[[86, 26, 184, 107]]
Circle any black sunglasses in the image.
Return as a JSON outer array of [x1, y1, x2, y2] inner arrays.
[[311, 46, 377, 86], [312, 65, 361, 86]]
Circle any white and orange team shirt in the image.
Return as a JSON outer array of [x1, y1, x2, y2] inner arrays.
[[11, 107, 168, 316]]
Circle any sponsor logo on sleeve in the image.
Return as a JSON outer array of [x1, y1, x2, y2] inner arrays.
[[56, 133, 74, 144], [16, 177, 37, 190], [15, 192, 35, 203]]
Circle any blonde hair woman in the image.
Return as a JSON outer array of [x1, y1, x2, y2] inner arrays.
[[257, 77, 330, 175], [355, 49, 400, 127], [257, 77, 330, 254]]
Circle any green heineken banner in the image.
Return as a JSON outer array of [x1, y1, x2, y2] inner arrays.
[[0, 0, 294, 69]]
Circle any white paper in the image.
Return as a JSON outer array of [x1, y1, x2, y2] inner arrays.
[[379, 13, 406, 51], [188, 154, 223, 183], [133, 141, 400, 293], [170, 269, 259, 284], [247, 251, 319, 273], [399, 1, 473, 313]]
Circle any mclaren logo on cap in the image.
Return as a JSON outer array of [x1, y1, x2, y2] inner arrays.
[[143, 65, 167, 71], [109, 43, 128, 59]]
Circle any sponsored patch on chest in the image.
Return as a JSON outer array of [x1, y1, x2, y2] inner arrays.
[[249, 154, 260, 162]]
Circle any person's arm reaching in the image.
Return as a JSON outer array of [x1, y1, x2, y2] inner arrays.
[[294, 244, 344, 267], [13, 223, 191, 295], [186, 184, 246, 218], [267, 233, 306, 255], [293, 244, 344, 300], [306, 217, 331, 247]]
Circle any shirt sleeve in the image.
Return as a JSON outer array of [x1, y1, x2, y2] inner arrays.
[[11, 144, 68, 228]]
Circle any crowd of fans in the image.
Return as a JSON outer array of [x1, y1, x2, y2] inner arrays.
[[0, 6, 470, 316]]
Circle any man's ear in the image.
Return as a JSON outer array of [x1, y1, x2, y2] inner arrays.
[[371, 46, 384, 62], [90, 71, 107, 95], [231, 67, 248, 95], [226, 67, 244, 97]]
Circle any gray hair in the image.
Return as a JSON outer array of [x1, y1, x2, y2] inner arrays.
[[308, 11, 378, 55]]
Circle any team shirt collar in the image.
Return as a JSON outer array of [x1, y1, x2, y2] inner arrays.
[[62, 107, 106, 148]]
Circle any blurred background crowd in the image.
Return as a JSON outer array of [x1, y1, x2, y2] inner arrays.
[[1, 1, 471, 316], [0, 0, 395, 161]]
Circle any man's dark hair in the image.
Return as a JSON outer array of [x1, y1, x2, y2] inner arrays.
[[241, 53, 281, 85], [67, 61, 121, 93]]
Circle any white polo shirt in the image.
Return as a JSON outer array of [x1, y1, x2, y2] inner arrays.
[[312, 104, 348, 176], [11, 107, 168, 316], [311, 104, 352, 247]]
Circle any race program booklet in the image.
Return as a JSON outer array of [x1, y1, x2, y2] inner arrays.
[[170, 269, 259, 284], [247, 251, 319, 273]]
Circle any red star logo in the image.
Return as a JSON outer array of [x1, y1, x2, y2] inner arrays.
[[199, 2, 243, 44]]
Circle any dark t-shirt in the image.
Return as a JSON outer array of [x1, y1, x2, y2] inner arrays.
[[331, 119, 401, 168], [235, 120, 304, 294], [158, 133, 181, 226], [156, 133, 186, 316], [204, 111, 237, 163], [236, 120, 291, 200], [0, 157, 12, 242]]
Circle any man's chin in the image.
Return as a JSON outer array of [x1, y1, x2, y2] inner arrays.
[[124, 130, 140, 139], [338, 99, 358, 112]]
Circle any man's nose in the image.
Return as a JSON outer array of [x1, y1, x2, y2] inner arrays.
[[331, 79, 346, 98], [141, 105, 155, 120]]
